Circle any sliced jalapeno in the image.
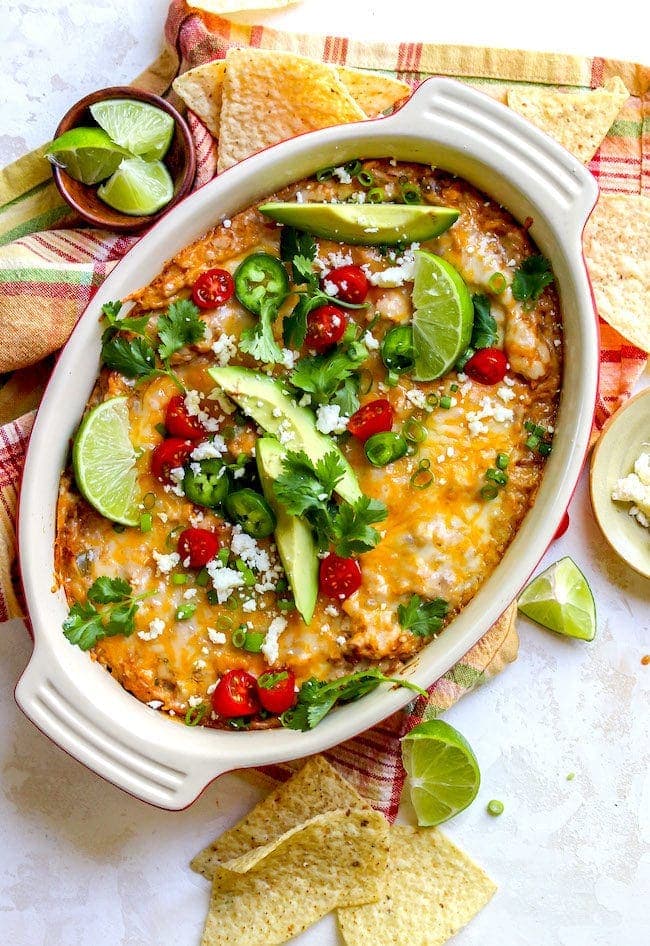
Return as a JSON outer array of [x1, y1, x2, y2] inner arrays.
[[364, 431, 408, 467], [381, 325, 414, 372], [183, 458, 230, 508], [225, 488, 276, 538], [234, 253, 289, 315]]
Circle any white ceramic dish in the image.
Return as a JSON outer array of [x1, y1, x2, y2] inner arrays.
[[15, 78, 599, 809], [590, 387, 650, 578]]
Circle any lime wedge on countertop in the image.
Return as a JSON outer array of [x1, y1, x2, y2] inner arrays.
[[401, 719, 481, 826], [90, 99, 174, 161], [517, 557, 596, 641], [411, 249, 473, 381], [72, 397, 139, 526], [97, 157, 174, 216], [258, 202, 459, 245], [45, 127, 131, 184]]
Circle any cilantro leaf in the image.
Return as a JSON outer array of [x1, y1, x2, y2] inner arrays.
[[239, 299, 284, 364], [330, 376, 360, 416], [156, 299, 206, 361], [101, 335, 157, 378], [62, 601, 105, 651], [273, 450, 341, 516], [470, 294, 498, 349], [397, 594, 449, 637], [101, 300, 150, 338], [314, 452, 348, 495], [280, 226, 317, 285], [280, 668, 427, 731], [282, 293, 322, 348], [290, 341, 368, 405], [511, 255, 554, 304], [329, 496, 388, 557], [87, 576, 133, 604], [104, 599, 139, 638]]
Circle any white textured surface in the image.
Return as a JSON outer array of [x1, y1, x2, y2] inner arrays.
[[1, 2, 649, 944]]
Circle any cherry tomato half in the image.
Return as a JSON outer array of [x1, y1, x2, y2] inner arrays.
[[319, 553, 362, 600], [464, 347, 508, 385], [347, 398, 394, 441], [211, 668, 260, 718], [150, 438, 194, 483], [256, 669, 297, 715], [305, 304, 346, 352], [326, 265, 369, 304], [177, 527, 220, 568], [191, 268, 235, 309], [165, 394, 206, 440]]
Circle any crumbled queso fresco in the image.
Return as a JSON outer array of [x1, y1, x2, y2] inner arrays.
[[611, 451, 650, 528]]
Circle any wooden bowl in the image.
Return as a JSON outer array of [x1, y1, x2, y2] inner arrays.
[[50, 86, 196, 232]]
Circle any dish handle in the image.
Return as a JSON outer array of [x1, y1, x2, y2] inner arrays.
[[15, 640, 228, 810], [386, 77, 599, 231]]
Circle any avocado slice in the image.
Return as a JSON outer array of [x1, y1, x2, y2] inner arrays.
[[208, 366, 361, 504], [256, 437, 318, 624], [258, 202, 459, 246]]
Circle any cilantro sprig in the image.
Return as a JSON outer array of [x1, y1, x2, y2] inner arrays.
[[289, 339, 368, 415], [455, 294, 498, 371], [238, 298, 285, 364], [511, 255, 554, 305], [100, 299, 206, 390], [62, 576, 151, 651], [273, 450, 387, 556], [397, 594, 449, 638], [280, 668, 427, 731]]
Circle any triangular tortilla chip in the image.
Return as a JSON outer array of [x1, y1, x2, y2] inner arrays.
[[507, 76, 629, 163], [217, 48, 367, 172], [584, 193, 650, 353], [337, 824, 497, 946], [172, 59, 226, 137], [336, 66, 411, 116], [190, 755, 369, 879]]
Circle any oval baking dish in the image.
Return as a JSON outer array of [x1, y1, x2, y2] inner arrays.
[[15, 78, 599, 809]]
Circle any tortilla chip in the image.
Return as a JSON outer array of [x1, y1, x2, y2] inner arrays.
[[337, 824, 497, 946], [507, 76, 629, 163], [336, 66, 411, 117], [217, 48, 367, 172], [172, 60, 226, 137], [583, 193, 650, 353], [191, 755, 369, 879], [201, 809, 389, 946]]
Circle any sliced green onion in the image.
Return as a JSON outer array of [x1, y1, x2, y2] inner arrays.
[[278, 598, 295, 612], [171, 573, 188, 586], [481, 484, 499, 501], [524, 419, 536, 432], [112, 523, 126, 534], [165, 525, 183, 549], [206, 590, 219, 605], [358, 369, 374, 395], [243, 631, 265, 653], [142, 491, 157, 510], [216, 615, 234, 633], [228, 717, 249, 730], [410, 458, 434, 490], [357, 170, 374, 187], [315, 166, 334, 181], [275, 578, 288, 593], [487, 799, 505, 816], [367, 187, 385, 203], [400, 182, 421, 204], [232, 625, 247, 648], [225, 594, 241, 611], [258, 670, 289, 689], [184, 703, 207, 727], [235, 559, 256, 586], [139, 513, 153, 533], [404, 416, 427, 444], [450, 383, 459, 392], [488, 272, 507, 294], [525, 434, 540, 450], [221, 425, 235, 442], [386, 369, 400, 387], [176, 602, 196, 621], [196, 568, 210, 587], [344, 159, 362, 176], [485, 467, 508, 486], [538, 441, 552, 457], [365, 431, 408, 467], [426, 393, 439, 408], [154, 422, 167, 437], [217, 548, 230, 565], [439, 395, 452, 409], [496, 452, 510, 470]]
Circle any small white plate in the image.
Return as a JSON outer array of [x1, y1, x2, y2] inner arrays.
[[590, 388, 650, 578]]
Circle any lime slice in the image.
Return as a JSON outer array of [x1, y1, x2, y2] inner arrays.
[[401, 719, 481, 826], [97, 157, 174, 216], [411, 250, 474, 381], [517, 556, 596, 641], [72, 397, 139, 526], [90, 99, 174, 160], [258, 202, 459, 246], [45, 127, 130, 184]]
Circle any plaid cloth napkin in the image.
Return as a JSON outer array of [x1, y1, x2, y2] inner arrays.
[[1, 0, 647, 814]]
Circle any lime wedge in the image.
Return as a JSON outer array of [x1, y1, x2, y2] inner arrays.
[[97, 157, 174, 216], [401, 719, 481, 826], [411, 250, 473, 381], [90, 99, 174, 160], [45, 127, 131, 184], [72, 397, 139, 526], [258, 202, 459, 245], [517, 557, 596, 641]]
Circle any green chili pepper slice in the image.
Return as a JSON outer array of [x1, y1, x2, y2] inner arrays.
[[234, 253, 289, 315], [225, 488, 277, 538], [365, 431, 408, 467], [381, 324, 414, 372], [183, 458, 230, 508]]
